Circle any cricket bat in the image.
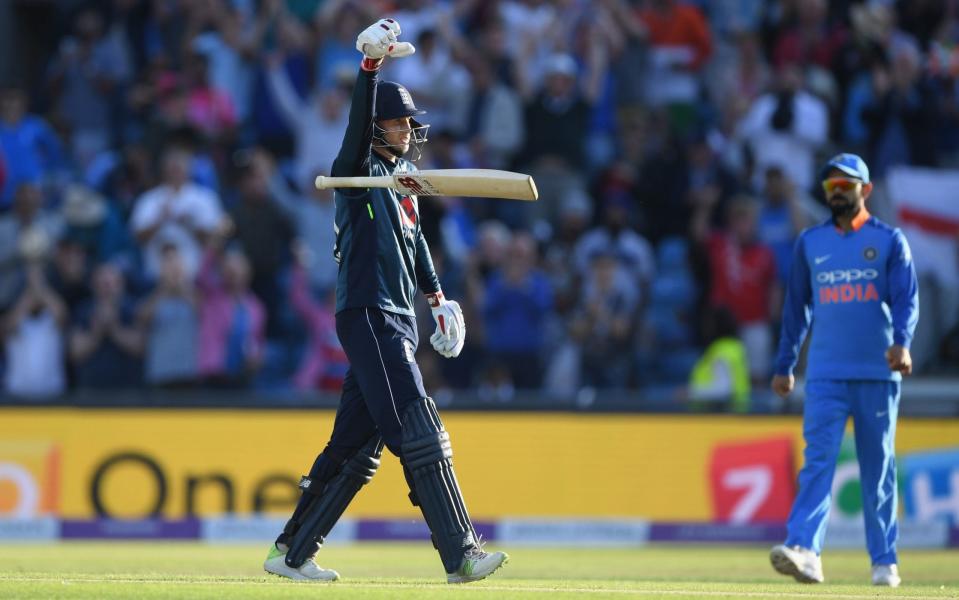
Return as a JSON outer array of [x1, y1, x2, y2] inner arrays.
[[314, 169, 539, 201]]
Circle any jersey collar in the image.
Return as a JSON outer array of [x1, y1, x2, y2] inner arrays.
[[834, 209, 871, 234]]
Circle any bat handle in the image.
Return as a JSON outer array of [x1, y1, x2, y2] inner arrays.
[[315, 176, 328, 189]]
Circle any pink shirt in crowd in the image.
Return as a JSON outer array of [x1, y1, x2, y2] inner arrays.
[[196, 251, 265, 377]]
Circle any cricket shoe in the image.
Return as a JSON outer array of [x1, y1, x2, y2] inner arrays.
[[263, 544, 339, 581], [769, 544, 824, 583], [872, 564, 901, 587], [447, 547, 509, 584]]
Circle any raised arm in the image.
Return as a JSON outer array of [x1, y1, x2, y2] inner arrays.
[[266, 55, 309, 131], [331, 19, 416, 178]]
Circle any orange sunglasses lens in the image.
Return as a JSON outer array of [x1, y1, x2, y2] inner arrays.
[[822, 178, 860, 193]]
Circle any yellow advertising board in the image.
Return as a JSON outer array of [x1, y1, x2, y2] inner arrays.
[[0, 409, 956, 521]]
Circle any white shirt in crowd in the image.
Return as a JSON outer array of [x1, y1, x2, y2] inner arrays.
[[131, 182, 225, 280], [736, 90, 829, 192], [4, 311, 65, 398], [267, 66, 348, 189]]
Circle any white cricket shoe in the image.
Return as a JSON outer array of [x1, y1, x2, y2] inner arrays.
[[872, 564, 901, 587], [447, 547, 509, 584], [770, 544, 824, 583], [263, 544, 339, 581]]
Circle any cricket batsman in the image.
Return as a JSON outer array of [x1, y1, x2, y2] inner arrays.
[[769, 154, 918, 587], [262, 18, 508, 583]]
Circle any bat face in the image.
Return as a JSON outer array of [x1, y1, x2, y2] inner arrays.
[[315, 169, 538, 201], [392, 170, 538, 201], [394, 175, 439, 196]]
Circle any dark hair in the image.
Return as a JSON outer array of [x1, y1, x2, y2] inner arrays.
[[704, 306, 739, 343]]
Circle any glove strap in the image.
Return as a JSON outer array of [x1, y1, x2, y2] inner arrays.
[[361, 57, 383, 72], [425, 291, 445, 308]]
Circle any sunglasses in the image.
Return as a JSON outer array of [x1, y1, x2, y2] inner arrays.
[[822, 177, 861, 194]]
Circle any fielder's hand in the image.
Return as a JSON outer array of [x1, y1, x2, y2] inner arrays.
[[886, 345, 913, 376], [771, 374, 794, 398], [427, 293, 465, 358], [356, 18, 415, 60]]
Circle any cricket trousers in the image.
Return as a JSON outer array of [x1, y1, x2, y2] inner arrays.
[[785, 379, 900, 565], [327, 307, 427, 457]]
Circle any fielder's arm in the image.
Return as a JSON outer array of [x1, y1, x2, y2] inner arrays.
[[888, 229, 919, 349], [773, 234, 813, 377]]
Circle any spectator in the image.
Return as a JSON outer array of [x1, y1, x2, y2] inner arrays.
[[138, 245, 198, 387], [0, 184, 64, 310], [637, 0, 713, 125], [60, 184, 133, 265], [179, 51, 238, 142], [693, 195, 779, 383], [0, 87, 65, 207], [130, 148, 227, 281], [521, 54, 593, 168], [228, 150, 294, 334], [313, 3, 367, 90], [99, 143, 154, 220], [772, 0, 846, 70], [481, 232, 553, 390], [463, 220, 511, 375], [196, 247, 266, 386], [458, 56, 524, 169], [542, 189, 592, 316], [69, 263, 143, 389], [861, 44, 939, 177], [46, 237, 91, 316], [735, 63, 829, 192], [3, 263, 67, 398], [687, 306, 751, 413], [187, 0, 256, 122], [569, 249, 639, 388], [757, 166, 826, 285], [266, 51, 349, 187], [288, 246, 345, 391], [574, 194, 656, 305], [389, 26, 472, 133], [708, 30, 771, 117], [46, 7, 130, 166], [268, 166, 338, 296]]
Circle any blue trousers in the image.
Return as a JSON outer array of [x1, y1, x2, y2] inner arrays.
[[785, 379, 900, 565], [328, 307, 427, 457]]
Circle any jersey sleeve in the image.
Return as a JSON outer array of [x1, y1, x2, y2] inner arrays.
[[773, 234, 813, 376], [414, 225, 441, 295], [888, 229, 919, 348], [330, 64, 378, 179]]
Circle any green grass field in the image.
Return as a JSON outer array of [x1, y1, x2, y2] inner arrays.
[[0, 543, 956, 599]]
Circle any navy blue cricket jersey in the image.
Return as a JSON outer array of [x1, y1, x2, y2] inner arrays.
[[774, 212, 919, 381], [330, 66, 440, 317]]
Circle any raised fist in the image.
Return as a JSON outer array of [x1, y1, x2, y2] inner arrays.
[[356, 18, 415, 60]]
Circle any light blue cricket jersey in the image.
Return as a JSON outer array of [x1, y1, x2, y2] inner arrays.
[[773, 213, 919, 381]]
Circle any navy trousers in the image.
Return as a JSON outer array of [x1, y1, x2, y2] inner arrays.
[[326, 307, 427, 457]]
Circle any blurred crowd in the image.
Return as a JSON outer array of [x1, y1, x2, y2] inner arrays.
[[2, 0, 959, 406]]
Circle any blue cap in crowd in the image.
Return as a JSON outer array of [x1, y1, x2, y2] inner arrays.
[[820, 153, 870, 184]]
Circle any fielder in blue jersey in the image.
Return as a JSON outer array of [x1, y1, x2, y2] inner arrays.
[[262, 18, 507, 584], [769, 154, 918, 588]]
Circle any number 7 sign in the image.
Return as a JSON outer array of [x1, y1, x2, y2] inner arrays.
[[709, 436, 795, 523]]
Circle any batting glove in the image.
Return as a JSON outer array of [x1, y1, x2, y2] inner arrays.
[[427, 292, 465, 359], [356, 19, 416, 61]]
